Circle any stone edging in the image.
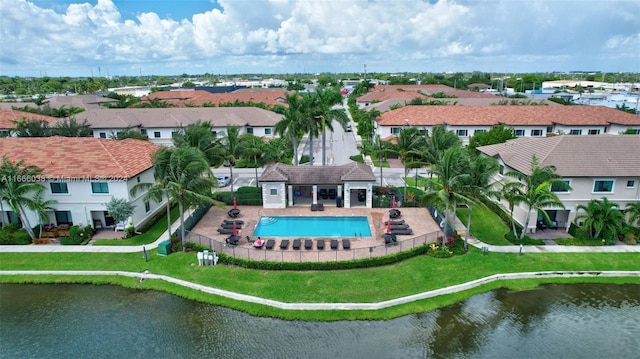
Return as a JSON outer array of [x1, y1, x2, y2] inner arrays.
[[1, 270, 638, 311]]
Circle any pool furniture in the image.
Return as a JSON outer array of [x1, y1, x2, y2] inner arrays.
[[223, 220, 245, 225], [383, 233, 398, 245], [246, 235, 255, 245], [317, 203, 324, 211], [280, 239, 290, 249], [317, 239, 325, 250], [389, 209, 402, 219], [226, 235, 240, 245], [384, 219, 405, 225], [311, 204, 318, 211], [220, 222, 242, 229], [253, 238, 265, 248], [342, 239, 351, 250], [217, 228, 235, 234], [265, 240, 275, 250], [390, 224, 410, 230], [330, 239, 338, 250], [304, 239, 313, 250], [292, 239, 301, 250], [227, 208, 241, 218], [391, 228, 413, 235]]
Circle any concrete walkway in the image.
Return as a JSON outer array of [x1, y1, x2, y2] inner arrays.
[[2, 269, 638, 311]]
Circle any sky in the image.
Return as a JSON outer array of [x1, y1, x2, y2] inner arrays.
[[1, 0, 639, 77]]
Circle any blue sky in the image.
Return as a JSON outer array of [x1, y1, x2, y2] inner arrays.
[[2, 0, 639, 77]]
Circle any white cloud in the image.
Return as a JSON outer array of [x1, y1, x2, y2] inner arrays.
[[1, 0, 638, 76]]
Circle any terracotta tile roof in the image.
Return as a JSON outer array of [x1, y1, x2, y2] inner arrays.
[[365, 98, 560, 113], [0, 109, 59, 129], [361, 84, 498, 101], [0, 137, 160, 179], [75, 107, 283, 129], [477, 135, 640, 177], [260, 162, 375, 184], [142, 88, 289, 107], [377, 105, 640, 127]]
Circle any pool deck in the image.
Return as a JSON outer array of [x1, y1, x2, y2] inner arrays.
[[190, 204, 442, 251]]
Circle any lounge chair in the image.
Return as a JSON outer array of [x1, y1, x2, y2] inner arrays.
[[292, 239, 301, 250], [217, 228, 234, 234], [220, 222, 242, 229], [304, 239, 313, 250], [253, 238, 265, 248], [265, 239, 275, 250], [342, 239, 351, 250], [390, 224, 410, 230], [317, 239, 325, 250], [280, 239, 290, 249], [223, 219, 245, 225], [227, 209, 241, 218], [389, 209, 402, 219], [384, 219, 405, 225], [383, 233, 398, 246], [225, 235, 240, 245], [330, 239, 338, 250], [311, 204, 318, 211], [390, 228, 413, 235], [246, 235, 255, 245], [317, 203, 324, 211]]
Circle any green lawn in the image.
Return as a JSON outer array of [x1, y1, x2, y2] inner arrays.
[[457, 204, 512, 245], [92, 206, 180, 246]]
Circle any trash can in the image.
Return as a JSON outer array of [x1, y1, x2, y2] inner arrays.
[[336, 196, 343, 207], [157, 240, 172, 256]]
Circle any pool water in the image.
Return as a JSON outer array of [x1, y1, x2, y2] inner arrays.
[[253, 216, 371, 237]]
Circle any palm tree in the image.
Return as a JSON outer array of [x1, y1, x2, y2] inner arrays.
[[506, 155, 568, 239], [575, 198, 624, 240], [501, 181, 524, 238], [274, 92, 306, 166], [390, 127, 425, 201], [421, 147, 472, 251], [422, 124, 462, 175], [218, 126, 244, 196], [462, 154, 500, 249], [154, 147, 216, 252], [313, 88, 350, 166], [626, 202, 640, 228], [0, 155, 46, 240], [368, 135, 394, 187], [172, 120, 223, 166], [240, 134, 264, 188], [31, 188, 57, 238]]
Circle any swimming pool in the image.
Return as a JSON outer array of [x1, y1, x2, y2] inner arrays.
[[253, 216, 371, 237]]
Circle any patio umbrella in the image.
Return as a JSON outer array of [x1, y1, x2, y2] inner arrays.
[[233, 196, 237, 209], [392, 196, 396, 209], [232, 221, 237, 236], [386, 219, 392, 234]]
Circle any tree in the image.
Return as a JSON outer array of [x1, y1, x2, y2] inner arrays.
[[31, 188, 57, 238], [0, 156, 46, 240], [421, 124, 461, 175], [11, 119, 52, 137], [105, 197, 135, 234], [313, 88, 350, 166], [172, 120, 223, 166], [274, 92, 307, 166], [109, 127, 148, 141], [575, 198, 624, 240], [218, 126, 244, 196], [506, 155, 568, 239], [421, 147, 472, 251], [468, 124, 516, 152], [366, 135, 394, 187], [240, 134, 264, 188], [152, 147, 216, 251], [390, 127, 425, 201], [462, 155, 500, 249], [262, 137, 293, 165], [626, 202, 640, 228], [52, 117, 92, 137], [501, 181, 524, 238]]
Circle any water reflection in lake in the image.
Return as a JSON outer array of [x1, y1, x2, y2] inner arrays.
[[1, 283, 638, 358]]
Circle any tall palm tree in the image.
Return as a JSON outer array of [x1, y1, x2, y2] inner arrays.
[[0, 155, 46, 240], [462, 154, 500, 250], [218, 126, 244, 196], [421, 147, 472, 251], [626, 202, 640, 228], [367, 135, 394, 187], [155, 147, 216, 252], [501, 181, 524, 238], [506, 155, 568, 239], [31, 188, 57, 238], [576, 198, 624, 240], [172, 120, 223, 166], [390, 127, 425, 201], [422, 124, 461, 177], [274, 92, 306, 166], [240, 133, 264, 188], [313, 88, 350, 166]]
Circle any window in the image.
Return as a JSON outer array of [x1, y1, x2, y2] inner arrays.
[[270, 188, 278, 196], [627, 180, 636, 188], [626, 129, 640, 134], [246, 128, 254, 134], [456, 129, 468, 137], [264, 128, 272, 135], [391, 127, 401, 134], [551, 179, 571, 193], [531, 129, 543, 136], [99, 132, 107, 138], [50, 182, 68, 194], [144, 200, 150, 213], [499, 165, 504, 175], [514, 129, 525, 137], [55, 211, 72, 224], [91, 182, 109, 194], [474, 129, 487, 134], [546, 126, 553, 133], [588, 129, 600, 135], [154, 131, 161, 138], [593, 180, 614, 193], [418, 129, 429, 136], [569, 129, 582, 135], [140, 129, 147, 135], [137, 176, 141, 183], [7, 211, 20, 224]]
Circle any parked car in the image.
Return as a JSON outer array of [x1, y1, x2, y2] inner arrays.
[[346, 124, 352, 132], [216, 175, 231, 187]]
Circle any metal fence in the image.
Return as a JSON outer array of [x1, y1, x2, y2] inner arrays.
[[185, 230, 442, 263]]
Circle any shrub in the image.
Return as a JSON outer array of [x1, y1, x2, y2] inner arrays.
[[61, 225, 86, 245], [350, 154, 364, 163], [0, 228, 31, 245]]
